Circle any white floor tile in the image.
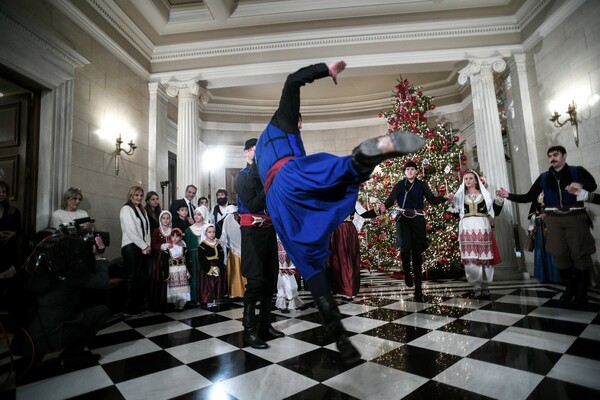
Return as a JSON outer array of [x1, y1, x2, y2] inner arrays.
[[434, 358, 543, 400], [528, 307, 597, 324], [221, 364, 318, 400], [461, 309, 524, 326], [165, 338, 238, 363], [96, 338, 162, 364], [383, 300, 432, 312], [494, 294, 550, 306], [408, 330, 488, 357], [493, 326, 577, 353], [338, 302, 378, 315], [323, 333, 403, 361], [135, 321, 192, 338], [17, 366, 113, 400], [580, 324, 600, 341], [243, 337, 319, 363], [440, 297, 490, 309], [271, 318, 321, 335], [324, 361, 428, 399], [116, 365, 211, 400], [196, 319, 244, 336], [340, 316, 388, 333], [97, 321, 133, 335], [394, 313, 455, 330], [547, 354, 600, 390]]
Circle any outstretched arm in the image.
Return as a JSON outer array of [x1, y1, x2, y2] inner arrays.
[[271, 62, 345, 133]]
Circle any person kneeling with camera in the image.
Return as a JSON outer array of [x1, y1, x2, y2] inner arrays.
[[20, 228, 110, 369]]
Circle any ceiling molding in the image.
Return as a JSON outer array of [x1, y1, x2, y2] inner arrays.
[[50, 0, 151, 80]]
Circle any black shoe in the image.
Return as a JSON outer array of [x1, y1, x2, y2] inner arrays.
[[59, 351, 101, 369], [258, 323, 285, 341], [352, 130, 426, 172], [404, 274, 414, 288], [243, 302, 269, 349]]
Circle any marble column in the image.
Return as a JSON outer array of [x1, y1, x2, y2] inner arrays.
[[458, 57, 517, 267], [148, 82, 169, 194], [166, 81, 201, 198], [506, 54, 540, 184]]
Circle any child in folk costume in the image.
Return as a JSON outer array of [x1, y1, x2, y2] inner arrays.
[[165, 228, 191, 310], [150, 210, 172, 312], [198, 224, 225, 310], [275, 235, 306, 313], [220, 205, 246, 300], [184, 207, 207, 305]]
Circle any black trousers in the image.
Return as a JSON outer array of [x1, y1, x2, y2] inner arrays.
[[121, 243, 146, 313], [240, 225, 278, 303], [396, 216, 427, 275], [62, 304, 110, 354]]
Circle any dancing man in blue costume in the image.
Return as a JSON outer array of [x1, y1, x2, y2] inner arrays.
[[254, 61, 425, 363]]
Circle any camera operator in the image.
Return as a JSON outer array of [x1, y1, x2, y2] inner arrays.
[[22, 230, 110, 368]]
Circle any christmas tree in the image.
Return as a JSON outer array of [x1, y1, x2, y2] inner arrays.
[[357, 77, 467, 276]]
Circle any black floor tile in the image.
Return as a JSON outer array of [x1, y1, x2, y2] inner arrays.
[[278, 348, 363, 381], [372, 345, 461, 379], [527, 377, 600, 400], [124, 314, 175, 328], [217, 330, 246, 348], [101, 350, 183, 383], [468, 340, 561, 375], [148, 328, 212, 349], [358, 307, 408, 321], [171, 384, 237, 399], [362, 323, 430, 343], [403, 380, 496, 400], [70, 385, 125, 399], [352, 297, 400, 307], [187, 349, 271, 381], [566, 337, 600, 361], [508, 288, 560, 298], [513, 315, 587, 337], [288, 326, 336, 347], [284, 383, 359, 399], [420, 304, 475, 318], [438, 319, 507, 339], [178, 313, 231, 328], [88, 329, 145, 350], [478, 301, 536, 315]]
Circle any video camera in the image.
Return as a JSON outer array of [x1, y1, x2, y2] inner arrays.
[[31, 218, 110, 275]]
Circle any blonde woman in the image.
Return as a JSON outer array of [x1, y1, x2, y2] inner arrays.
[[120, 185, 151, 316], [50, 187, 92, 229]]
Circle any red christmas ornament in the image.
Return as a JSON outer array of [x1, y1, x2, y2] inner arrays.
[[426, 224, 432, 231], [430, 145, 437, 151], [429, 104, 436, 110], [442, 145, 448, 151], [453, 136, 460, 142], [454, 165, 461, 171]]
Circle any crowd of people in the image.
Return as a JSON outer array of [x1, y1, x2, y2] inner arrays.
[[0, 62, 598, 371]]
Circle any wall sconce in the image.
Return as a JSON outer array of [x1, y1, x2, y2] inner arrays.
[[114, 134, 137, 175], [549, 100, 579, 147]]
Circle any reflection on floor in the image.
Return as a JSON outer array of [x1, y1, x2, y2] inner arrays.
[[3, 271, 600, 400]]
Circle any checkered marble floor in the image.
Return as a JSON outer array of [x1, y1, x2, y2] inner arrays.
[[4, 271, 600, 400]]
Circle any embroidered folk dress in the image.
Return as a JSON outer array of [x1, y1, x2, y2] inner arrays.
[[166, 243, 191, 308], [459, 193, 494, 266]]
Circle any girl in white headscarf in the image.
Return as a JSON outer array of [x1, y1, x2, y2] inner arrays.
[[149, 210, 172, 311], [450, 170, 503, 299]]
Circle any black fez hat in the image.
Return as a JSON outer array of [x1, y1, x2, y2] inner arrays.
[[244, 138, 258, 150], [404, 161, 418, 170]]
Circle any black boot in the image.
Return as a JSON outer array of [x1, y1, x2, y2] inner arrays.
[[242, 302, 268, 349], [413, 265, 423, 301], [315, 294, 361, 364], [559, 269, 576, 306], [403, 266, 414, 287], [258, 298, 285, 341], [573, 269, 589, 307], [352, 130, 426, 173]]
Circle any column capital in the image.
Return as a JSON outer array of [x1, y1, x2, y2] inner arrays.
[[165, 80, 209, 104], [458, 57, 507, 85], [148, 82, 169, 103]]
